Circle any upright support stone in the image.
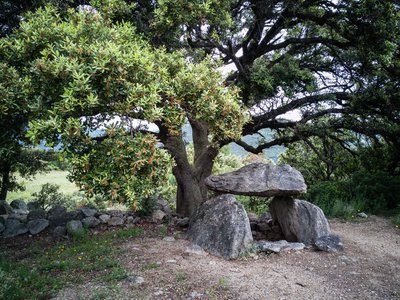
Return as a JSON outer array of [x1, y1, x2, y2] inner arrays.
[[188, 194, 253, 259], [269, 197, 331, 245]]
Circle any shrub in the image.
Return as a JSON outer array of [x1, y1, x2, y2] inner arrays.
[[31, 183, 69, 210], [305, 171, 400, 217]]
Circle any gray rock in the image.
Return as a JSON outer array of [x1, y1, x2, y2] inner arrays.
[[2, 218, 28, 237], [80, 207, 97, 217], [152, 209, 166, 222], [0, 222, 4, 234], [99, 214, 111, 224], [287, 242, 306, 251], [157, 198, 172, 215], [188, 194, 253, 259], [106, 210, 126, 217], [205, 163, 307, 197], [190, 291, 204, 298], [0, 201, 12, 215], [257, 240, 289, 253], [48, 205, 67, 226], [82, 216, 100, 228], [357, 212, 368, 218], [27, 219, 49, 235], [151, 209, 167, 222], [269, 197, 330, 245], [10, 199, 28, 211], [27, 201, 41, 210], [66, 220, 83, 235], [247, 212, 259, 222], [185, 244, 208, 256], [108, 216, 124, 226], [53, 226, 67, 236], [27, 209, 47, 221], [125, 275, 144, 285], [176, 217, 190, 227], [259, 212, 272, 221], [0, 215, 8, 224], [315, 234, 344, 252], [9, 211, 28, 223], [163, 236, 175, 242]]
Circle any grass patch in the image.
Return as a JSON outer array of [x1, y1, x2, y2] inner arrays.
[[115, 227, 144, 239], [175, 271, 187, 282], [0, 226, 144, 299], [8, 171, 79, 201], [141, 261, 160, 271]]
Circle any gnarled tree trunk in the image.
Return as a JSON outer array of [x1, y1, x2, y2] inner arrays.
[[162, 119, 218, 217]]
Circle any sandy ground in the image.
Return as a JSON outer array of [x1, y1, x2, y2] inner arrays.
[[55, 216, 400, 300]]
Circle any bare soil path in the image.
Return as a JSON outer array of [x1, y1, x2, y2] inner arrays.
[[55, 216, 400, 300]]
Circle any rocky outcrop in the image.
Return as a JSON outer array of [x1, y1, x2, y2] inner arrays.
[[269, 197, 331, 245], [205, 163, 306, 197], [188, 194, 253, 259]]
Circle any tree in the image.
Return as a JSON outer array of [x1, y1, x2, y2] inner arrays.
[[0, 62, 52, 200], [152, 0, 399, 150], [0, 6, 246, 215]]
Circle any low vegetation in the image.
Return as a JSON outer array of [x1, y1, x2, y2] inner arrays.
[[0, 227, 144, 300]]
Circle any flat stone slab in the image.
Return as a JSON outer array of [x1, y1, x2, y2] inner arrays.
[[256, 240, 306, 253], [205, 163, 306, 197]]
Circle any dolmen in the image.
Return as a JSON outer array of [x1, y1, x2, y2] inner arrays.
[[188, 163, 342, 259]]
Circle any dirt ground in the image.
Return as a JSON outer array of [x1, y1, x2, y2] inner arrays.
[[55, 216, 400, 300]]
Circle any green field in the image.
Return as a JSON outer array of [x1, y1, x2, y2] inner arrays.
[[7, 171, 79, 201]]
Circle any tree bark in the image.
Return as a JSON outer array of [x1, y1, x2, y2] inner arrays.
[[0, 164, 11, 200], [162, 120, 219, 217]]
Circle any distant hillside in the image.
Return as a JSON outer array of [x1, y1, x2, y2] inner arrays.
[[183, 124, 286, 162]]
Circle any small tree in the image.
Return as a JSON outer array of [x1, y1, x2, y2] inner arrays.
[[1, 6, 246, 214]]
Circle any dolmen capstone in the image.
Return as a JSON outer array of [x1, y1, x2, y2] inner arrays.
[[201, 163, 341, 253]]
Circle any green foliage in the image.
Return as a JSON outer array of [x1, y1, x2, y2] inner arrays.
[[31, 183, 69, 210], [237, 195, 269, 215], [306, 172, 400, 217], [392, 213, 400, 228], [1, 5, 245, 210], [279, 136, 358, 185]]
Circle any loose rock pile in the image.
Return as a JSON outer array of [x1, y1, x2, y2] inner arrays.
[[199, 163, 343, 256], [0, 198, 172, 238]]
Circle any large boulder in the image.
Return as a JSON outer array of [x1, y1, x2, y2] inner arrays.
[[10, 199, 28, 211], [269, 197, 330, 245], [205, 163, 306, 197], [27, 219, 49, 235], [188, 194, 253, 259], [2, 218, 28, 237]]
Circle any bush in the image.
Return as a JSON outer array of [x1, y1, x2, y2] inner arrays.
[[305, 171, 400, 217], [31, 183, 69, 210]]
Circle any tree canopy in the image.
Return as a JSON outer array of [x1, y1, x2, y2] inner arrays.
[[0, 6, 246, 211]]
